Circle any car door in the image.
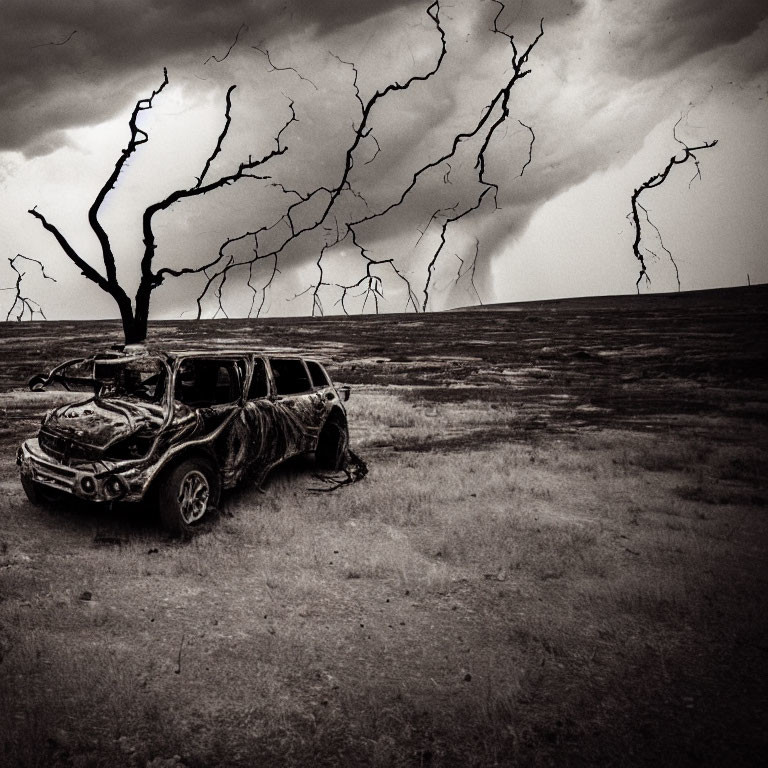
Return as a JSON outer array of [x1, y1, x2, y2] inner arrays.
[[173, 356, 246, 486], [235, 355, 296, 483], [268, 357, 327, 452]]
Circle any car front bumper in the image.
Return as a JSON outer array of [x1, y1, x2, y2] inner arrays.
[[17, 439, 150, 503]]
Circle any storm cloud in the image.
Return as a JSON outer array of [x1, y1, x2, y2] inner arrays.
[[0, 0, 423, 154], [5, 0, 765, 156], [1, 0, 767, 320]]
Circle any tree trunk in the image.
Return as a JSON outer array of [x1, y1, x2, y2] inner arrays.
[[115, 293, 148, 345], [124, 281, 153, 345], [122, 315, 148, 345]]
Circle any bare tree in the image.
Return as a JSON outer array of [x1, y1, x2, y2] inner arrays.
[[630, 118, 717, 291], [28, 1, 542, 343], [28, 70, 294, 343], [1, 254, 56, 321]]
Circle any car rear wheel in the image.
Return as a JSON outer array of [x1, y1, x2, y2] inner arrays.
[[315, 416, 349, 471], [158, 458, 220, 536]]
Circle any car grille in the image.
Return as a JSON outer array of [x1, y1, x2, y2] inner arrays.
[[38, 431, 94, 463], [29, 456, 77, 491]]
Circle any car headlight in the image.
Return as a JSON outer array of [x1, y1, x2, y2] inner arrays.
[[104, 475, 127, 499], [80, 476, 96, 495]]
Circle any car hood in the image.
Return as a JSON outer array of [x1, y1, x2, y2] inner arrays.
[[42, 397, 168, 449]]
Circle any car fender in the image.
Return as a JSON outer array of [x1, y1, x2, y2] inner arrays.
[[141, 408, 240, 496], [319, 404, 348, 435]]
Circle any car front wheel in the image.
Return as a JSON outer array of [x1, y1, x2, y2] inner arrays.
[[158, 458, 220, 536]]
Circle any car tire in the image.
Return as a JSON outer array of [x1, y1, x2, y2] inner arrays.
[[315, 416, 349, 471], [157, 457, 220, 536], [27, 374, 47, 392]]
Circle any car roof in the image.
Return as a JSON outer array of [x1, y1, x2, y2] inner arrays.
[[110, 347, 324, 363], [172, 351, 320, 361]]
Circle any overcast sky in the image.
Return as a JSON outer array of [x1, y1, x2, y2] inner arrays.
[[1, 0, 766, 322]]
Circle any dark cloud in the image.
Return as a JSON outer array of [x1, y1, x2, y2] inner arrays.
[[602, 0, 768, 79], [494, 0, 586, 30], [288, 0, 424, 32], [0, 0, 423, 154]]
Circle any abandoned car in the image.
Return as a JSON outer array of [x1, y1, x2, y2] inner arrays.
[[17, 347, 351, 534]]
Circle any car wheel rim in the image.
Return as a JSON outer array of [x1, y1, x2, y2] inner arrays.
[[177, 470, 210, 525]]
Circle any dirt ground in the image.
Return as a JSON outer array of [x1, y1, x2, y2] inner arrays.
[[1, 284, 766, 767]]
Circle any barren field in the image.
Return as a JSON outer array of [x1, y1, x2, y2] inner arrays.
[[1, 285, 767, 767]]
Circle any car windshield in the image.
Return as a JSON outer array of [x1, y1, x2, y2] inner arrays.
[[94, 357, 167, 403]]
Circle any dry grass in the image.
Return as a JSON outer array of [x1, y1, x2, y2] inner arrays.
[[1, 386, 767, 767]]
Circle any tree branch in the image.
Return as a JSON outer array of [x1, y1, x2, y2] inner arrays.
[[2, 255, 57, 321], [454, 238, 483, 304], [204, 23, 248, 65], [88, 69, 169, 287], [31, 30, 77, 49], [638, 202, 679, 291], [28, 208, 112, 293], [517, 119, 535, 176], [630, 119, 717, 291], [310, 449, 368, 492], [253, 45, 318, 90], [196, 85, 237, 188]]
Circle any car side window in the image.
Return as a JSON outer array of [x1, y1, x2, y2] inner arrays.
[[269, 358, 311, 396], [306, 361, 329, 388], [175, 359, 242, 406], [248, 358, 269, 399], [57, 359, 99, 392]]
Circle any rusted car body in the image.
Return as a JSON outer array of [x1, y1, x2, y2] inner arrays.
[[17, 347, 350, 533]]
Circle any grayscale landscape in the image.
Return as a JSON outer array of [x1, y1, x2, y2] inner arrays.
[[1, 284, 766, 766]]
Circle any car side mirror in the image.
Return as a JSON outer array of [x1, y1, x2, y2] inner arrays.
[[338, 385, 351, 402]]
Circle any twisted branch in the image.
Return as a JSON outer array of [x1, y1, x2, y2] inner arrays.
[[2, 255, 57, 321], [204, 23, 248, 65], [630, 117, 717, 291], [253, 45, 318, 90]]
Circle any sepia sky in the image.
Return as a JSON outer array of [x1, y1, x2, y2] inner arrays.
[[1, 0, 767, 322]]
